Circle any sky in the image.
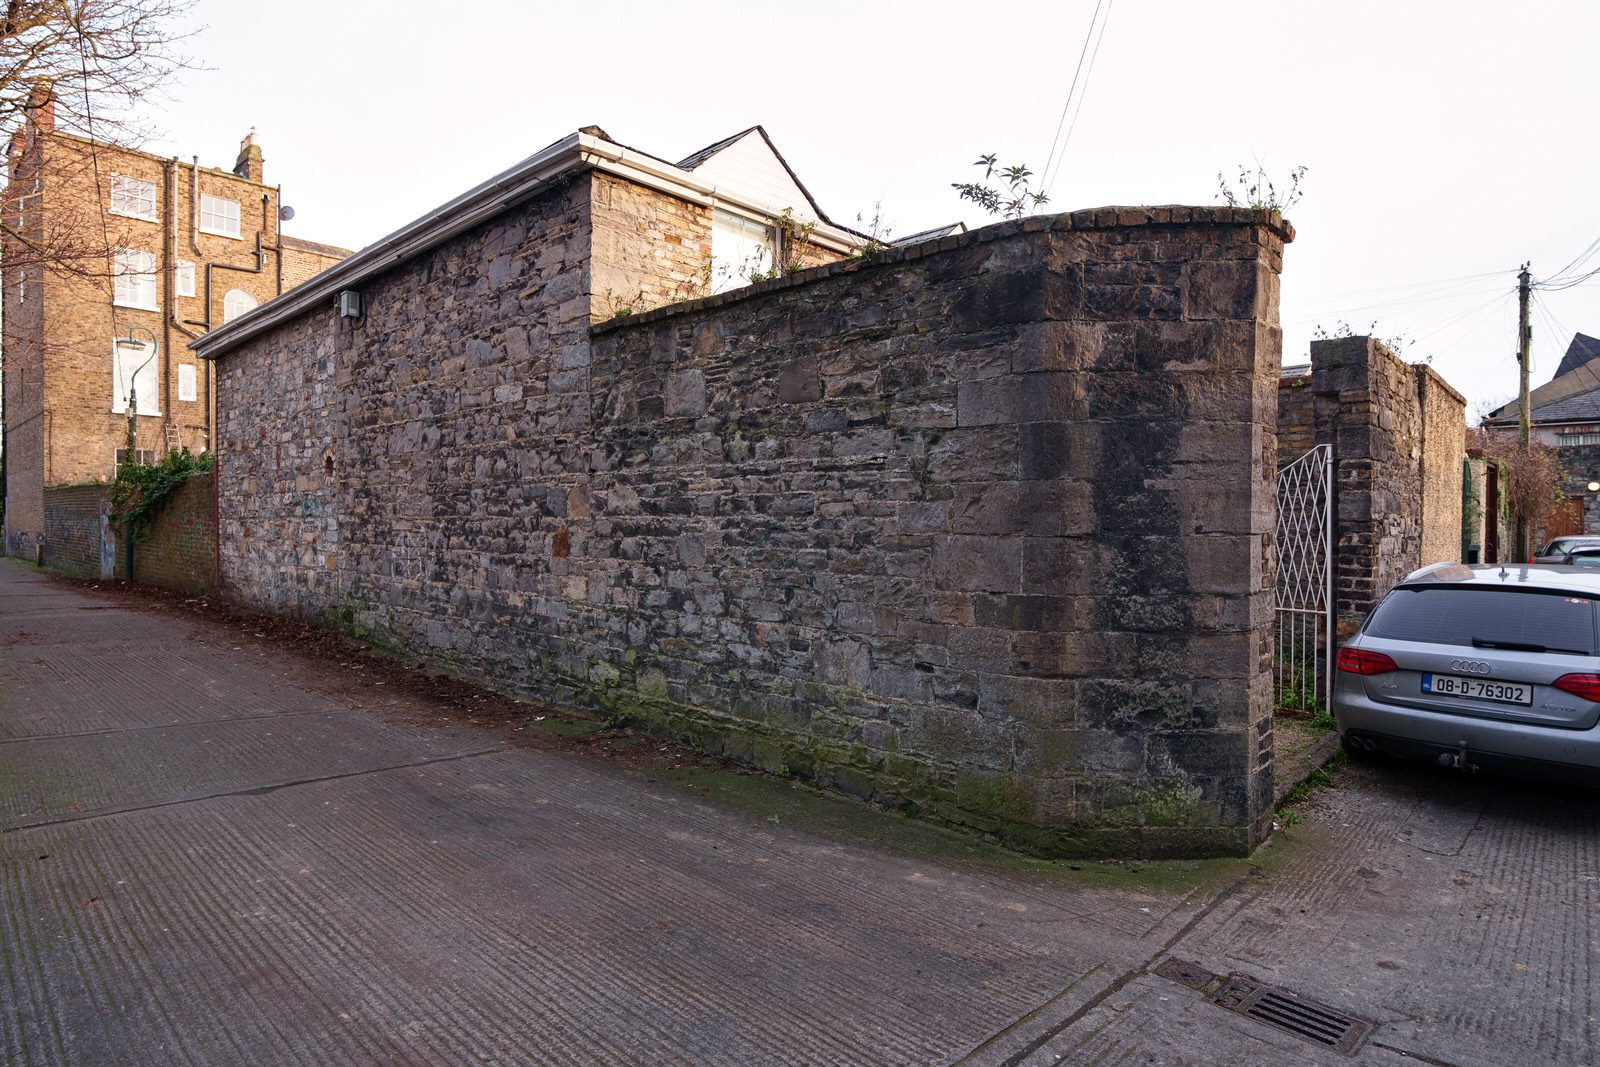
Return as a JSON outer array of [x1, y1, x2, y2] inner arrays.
[[141, 0, 1599, 417]]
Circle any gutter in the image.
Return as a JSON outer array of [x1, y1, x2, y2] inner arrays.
[[194, 130, 866, 362], [194, 132, 588, 361]]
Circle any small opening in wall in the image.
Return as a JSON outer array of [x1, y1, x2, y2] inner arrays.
[[323, 453, 335, 477]]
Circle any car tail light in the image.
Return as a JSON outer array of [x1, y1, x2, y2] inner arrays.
[[1337, 647, 1398, 675], [1553, 674, 1600, 702]]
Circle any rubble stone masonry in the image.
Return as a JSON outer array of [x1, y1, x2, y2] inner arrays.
[[1311, 337, 1465, 637], [214, 177, 1290, 857]]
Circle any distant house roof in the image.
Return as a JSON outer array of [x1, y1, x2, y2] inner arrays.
[[1488, 330, 1600, 427], [1529, 390, 1600, 424], [1553, 332, 1600, 380], [280, 235, 352, 259], [893, 222, 967, 246]]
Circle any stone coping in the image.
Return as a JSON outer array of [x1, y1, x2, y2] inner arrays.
[[590, 205, 1295, 337], [1415, 363, 1468, 407]]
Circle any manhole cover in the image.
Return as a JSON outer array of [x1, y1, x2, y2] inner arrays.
[[1211, 975, 1375, 1055], [1153, 957, 1216, 990]]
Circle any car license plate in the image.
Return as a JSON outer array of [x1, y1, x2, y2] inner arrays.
[[1421, 673, 1533, 705]]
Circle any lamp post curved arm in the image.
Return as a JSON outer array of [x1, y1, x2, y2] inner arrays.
[[114, 326, 159, 463]]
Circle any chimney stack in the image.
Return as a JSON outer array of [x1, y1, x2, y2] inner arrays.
[[233, 127, 263, 183], [26, 78, 54, 136]]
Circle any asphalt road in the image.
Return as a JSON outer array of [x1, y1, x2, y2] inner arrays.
[[2, 560, 1594, 1065]]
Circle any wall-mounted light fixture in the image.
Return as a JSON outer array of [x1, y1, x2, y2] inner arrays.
[[1587, 481, 1598, 492]]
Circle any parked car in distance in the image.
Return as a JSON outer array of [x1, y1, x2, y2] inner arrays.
[[1334, 562, 1600, 782], [1530, 535, 1600, 564], [1569, 547, 1600, 569]]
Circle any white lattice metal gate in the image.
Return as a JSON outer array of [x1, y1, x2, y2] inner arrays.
[[1276, 445, 1334, 711]]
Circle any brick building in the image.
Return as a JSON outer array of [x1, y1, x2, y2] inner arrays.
[[2, 86, 349, 556]]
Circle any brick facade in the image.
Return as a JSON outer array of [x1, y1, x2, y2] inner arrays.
[[1276, 369, 1314, 462], [2, 102, 348, 557], [41, 483, 112, 577], [37, 473, 216, 590], [121, 470, 218, 594], [210, 176, 1291, 858]]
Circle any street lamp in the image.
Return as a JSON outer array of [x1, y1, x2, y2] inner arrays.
[[115, 327, 158, 466]]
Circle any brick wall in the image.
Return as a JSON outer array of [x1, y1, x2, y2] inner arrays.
[[214, 178, 1290, 858], [120, 470, 218, 594], [281, 236, 351, 292], [1276, 372, 1315, 462], [1311, 337, 1466, 636], [42, 483, 112, 576]]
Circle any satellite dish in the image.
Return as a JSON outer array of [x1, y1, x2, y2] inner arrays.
[[278, 205, 295, 222]]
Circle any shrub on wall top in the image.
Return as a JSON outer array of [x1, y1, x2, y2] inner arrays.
[[112, 448, 214, 538]]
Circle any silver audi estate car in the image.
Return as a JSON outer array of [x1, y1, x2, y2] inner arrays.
[[1334, 562, 1600, 781]]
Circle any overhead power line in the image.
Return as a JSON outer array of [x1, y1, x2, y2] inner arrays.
[[1044, 0, 1113, 196], [1038, 0, 1112, 198]]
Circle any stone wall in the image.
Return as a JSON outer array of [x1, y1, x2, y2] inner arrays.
[[42, 483, 112, 577], [213, 186, 1291, 858], [1551, 443, 1600, 536], [1311, 337, 1465, 636], [1418, 367, 1467, 566]]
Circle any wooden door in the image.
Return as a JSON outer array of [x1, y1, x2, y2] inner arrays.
[[1546, 497, 1585, 542]]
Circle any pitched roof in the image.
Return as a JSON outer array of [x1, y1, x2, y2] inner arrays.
[[1531, 390, 1600, 424], [675, 125, 837, 227], [1553, 332, 1600, 379], [1489, 331, 1600, 424]]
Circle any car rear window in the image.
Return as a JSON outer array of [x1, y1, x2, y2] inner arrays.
[[1363, 587, 1599, 655]]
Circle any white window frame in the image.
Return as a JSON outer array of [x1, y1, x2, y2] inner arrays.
[[710, 208, 778, 295], [175, 259, 196, 298], [112, 248, 159, 311], [222, 288, 258, 323], [199, 193, 241, 238], [177, 363, 198, 403], [109, 174, 158, 221], [111, 338, 161, 416]]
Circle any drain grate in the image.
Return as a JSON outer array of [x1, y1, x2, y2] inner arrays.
[[1211, 975, 1375, 1055], [1153, 957, 1217, 990]]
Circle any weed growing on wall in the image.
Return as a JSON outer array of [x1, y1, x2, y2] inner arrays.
[[112, 447, 213, 537], [1313, 319, 1414, 359], [952, 155, 1050, 220], [1217, 162, 1307, 214]]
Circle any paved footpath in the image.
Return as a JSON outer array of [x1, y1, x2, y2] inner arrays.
[[1, 560, 1595, 1065]]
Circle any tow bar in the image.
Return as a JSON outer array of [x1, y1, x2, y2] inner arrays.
[[1438, 740, 1477, 772]]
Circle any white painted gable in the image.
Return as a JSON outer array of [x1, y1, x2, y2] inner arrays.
[[685, 130, 820, 222]]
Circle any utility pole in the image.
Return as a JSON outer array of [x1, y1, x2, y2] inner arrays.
[[1516, 263, 1532, 561], [1518, 264, 1532, 444]]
